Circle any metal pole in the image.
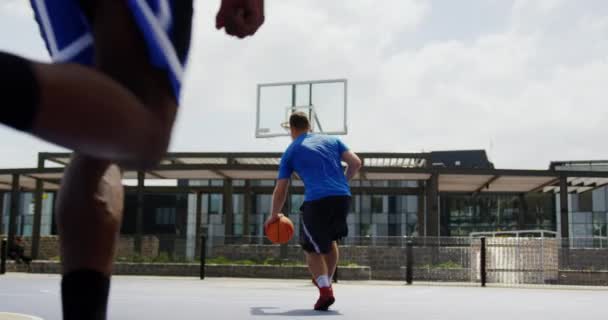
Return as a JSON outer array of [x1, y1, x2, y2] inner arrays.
[[200, 235, 206, 280], [31, 180, 44, 259], [7, 174, 20, 254], [480, 237, 487, 287], [135, 171, 145, 254], [1, 239, 7, 274], [309, 83, 312, 106], [0, 192, 4, 236], [194, 192, 203, 255], [223, 179, 234, 243], [291, 84, 296, 111], [559, 176, 569, 238], [406, 240, 413, 285]]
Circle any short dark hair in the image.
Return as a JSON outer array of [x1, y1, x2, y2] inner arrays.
[[289, 111, 311, 130]]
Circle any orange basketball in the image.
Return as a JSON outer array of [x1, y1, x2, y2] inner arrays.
[[265, 215, 295, 244]]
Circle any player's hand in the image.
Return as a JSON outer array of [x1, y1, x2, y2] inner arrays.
[[216, 0, 265, 38], [264, 212, 284, 230]]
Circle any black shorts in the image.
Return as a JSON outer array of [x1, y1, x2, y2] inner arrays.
[[299, 195, 351, 254]]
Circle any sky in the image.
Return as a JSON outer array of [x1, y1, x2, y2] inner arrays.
[[1, 0, 607, 169]]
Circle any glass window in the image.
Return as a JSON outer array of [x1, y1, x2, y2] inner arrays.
[[572, 211, 592, 224], [388, 196, 397, 213], [388, 223, 399, 236], [155, 208, 176, 225], [255, 194, 272, 214], [210, 180, 224, 187], [233, 194, 244, 214], [372, 180, 388, 187], [405, 181, 418, 188], [360, 223, 371, 237], [593, 212, 607, 237], [251, 180, 275, 187], [189, 180, 209, 186], [592, 188, 607, 212], [362, 195, 371, 213], [209, 194, 223, 214], [371, 195, 384, 213], [578, 191, 593, 212], [351, 195, 360, 213], [441, 193, 556, 236], [406, 212, 418, 235], [406, 195, 418, 213]]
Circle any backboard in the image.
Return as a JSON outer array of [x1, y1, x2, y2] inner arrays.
[[256, 79, 348, 138]]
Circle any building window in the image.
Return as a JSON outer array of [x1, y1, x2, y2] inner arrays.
[[210, 180, 224, 187], [209, 194, 222, 214], [251, 180, 275, 187], [155, 208, 176, 225], [371, 195, 384, 214], [187, 179, 210, 186]]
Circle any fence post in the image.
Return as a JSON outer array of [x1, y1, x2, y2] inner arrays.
[[405, 240, 413, 285], [200, 235, 206, 280], [480, 237, 487, 287], [1, 239, 7, 275]]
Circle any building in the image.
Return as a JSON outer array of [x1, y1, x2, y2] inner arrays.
[[1, 151, 608, 259]]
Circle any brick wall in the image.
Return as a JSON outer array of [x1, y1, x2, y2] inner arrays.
[[5, 261, 371, 280], [4, 236, 607, 282], [207, 244, 470, 280], [560, 248, 608, 270], [558, 270, 608, 286], [1, 235, 159, 259]]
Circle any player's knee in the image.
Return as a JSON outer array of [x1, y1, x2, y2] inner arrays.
[[94, 164, 124, 221], [57, 158, 124, 225]]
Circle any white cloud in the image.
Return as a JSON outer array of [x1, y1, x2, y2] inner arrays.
[[1, 0, 608, 170], [0, 0, 34, 17]]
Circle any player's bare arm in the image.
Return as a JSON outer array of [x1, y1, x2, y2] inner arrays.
[[264, 178, 288, 228], [342, 150, 362, 181]]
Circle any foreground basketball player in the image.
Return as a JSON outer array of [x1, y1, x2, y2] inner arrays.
[[265, 112, 362, 311], [1, 1, 264, 318]]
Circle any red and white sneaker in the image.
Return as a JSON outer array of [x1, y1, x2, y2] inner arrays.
[[314, 287, 335, 311]]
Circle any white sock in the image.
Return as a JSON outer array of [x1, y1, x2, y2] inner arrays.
[[316, 275, 330, 288]]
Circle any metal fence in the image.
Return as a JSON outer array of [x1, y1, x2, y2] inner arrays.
[[1, 234, 608, 288]]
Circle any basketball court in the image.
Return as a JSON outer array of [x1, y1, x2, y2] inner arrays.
[[1, 273, 606, 320]]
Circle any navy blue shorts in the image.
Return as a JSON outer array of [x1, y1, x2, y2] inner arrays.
[[299, 196, 351, 254], [30, 0, 192, 101]]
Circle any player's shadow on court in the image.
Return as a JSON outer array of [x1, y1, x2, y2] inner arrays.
[[251, 307, 342, 316]]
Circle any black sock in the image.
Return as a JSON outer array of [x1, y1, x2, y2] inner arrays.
[[61, 269, 110, 320]]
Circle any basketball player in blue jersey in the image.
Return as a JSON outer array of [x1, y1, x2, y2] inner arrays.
[[0, 1, 264, 319], [265, 112, 362, 311]]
